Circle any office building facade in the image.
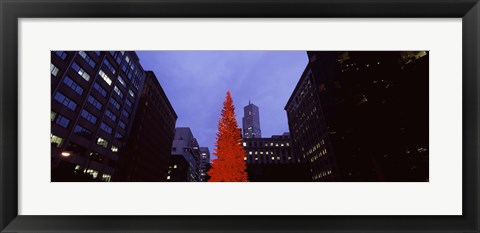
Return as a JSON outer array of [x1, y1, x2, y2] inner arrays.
[[285, 51, 429, 181], [51, 51, 145, 181], [198, 147, 211, 182], [242, 102, 262, 138], [169, 127, 201, 182], [114, 71, 178, 181], [243, 133, 309, 181]]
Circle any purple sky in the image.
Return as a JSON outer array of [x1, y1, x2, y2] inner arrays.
[[137, 51, 308, 160]]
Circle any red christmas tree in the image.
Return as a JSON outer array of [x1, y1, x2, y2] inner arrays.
[[208, 91, 248, 182]]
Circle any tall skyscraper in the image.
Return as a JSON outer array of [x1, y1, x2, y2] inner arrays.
[[114, 71, 178, 182], [242, 101, 261, 138], [51, 51, 146, 182]]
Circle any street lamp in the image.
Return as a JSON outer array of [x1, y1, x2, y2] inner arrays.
[[61, 151, 71, 157]]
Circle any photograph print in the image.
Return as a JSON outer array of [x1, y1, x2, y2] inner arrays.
[[50, 51, 429, 182]]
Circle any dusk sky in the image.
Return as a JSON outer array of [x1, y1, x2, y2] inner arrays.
[[137, 51, 308, 160]]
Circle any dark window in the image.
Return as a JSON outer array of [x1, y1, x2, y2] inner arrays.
[[78, 51, 96, 68], [55, 51, 67, 60], [87, 95, 102, 110], [100, 122, 113, 134], [119, 120, 126, 129], [103, 59, 116, 75], [122, 110, 129, 119], [63, 76, 83, 95], [109, 98, 120, 110], [53, 92, 77, 111], [74, 124, 92, 139], [93, 82, 107, 97], [125, 99, 132, 109], [55, 114, 70, 128], [80, 109, 97, 124], [105, 110, 117, 122]]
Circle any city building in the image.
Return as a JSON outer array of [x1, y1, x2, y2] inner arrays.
[[114, 71, 178, 182], [51, 51, 145, 181], [243, 133, 309, 181], [198, 147, 211, 182], [169, 127, 201, 182], [285, 51, 429, 181], [242, 101, 262, 138], [166, 155, 190, 182]]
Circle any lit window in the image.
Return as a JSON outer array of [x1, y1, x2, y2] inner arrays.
[[167, 176, 171, 180], [111, 145, 119, 153], [97, 137, 108, 148], [243, 142, 246, 147], [51, 111, 57, 121], [286, 142, 290, 146], [85, 169, 99, 179], [249, 151, 252, 155], [244, 157, 247, 160], [50, 134, 63, 148], [98, 69, 112, 85], [114, 85, 124, 98], [118, 76, 126, 88], [266, 152, 269, 155], [51, 63, 60, 76], [281, 143, 284, 147], [102, 174, 111, 182], [128, 89, 135, 98], [271, 157, 274, 160], [255, 157, 258, 161], [71, 62, 90, 81], [174, 165, 177, 168]]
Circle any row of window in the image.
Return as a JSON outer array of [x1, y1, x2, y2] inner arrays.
[[78, 51, 96, 69], [54, 92, 77, 111], [63, 76, 83, 95], [72, 62, 91, 81], [103, 59, 116, 75]]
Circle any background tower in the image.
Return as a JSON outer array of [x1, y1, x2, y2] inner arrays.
[[242, 101, 262, 138]]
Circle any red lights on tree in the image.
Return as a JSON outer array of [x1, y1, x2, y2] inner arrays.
[[208, 91, 248, 182]]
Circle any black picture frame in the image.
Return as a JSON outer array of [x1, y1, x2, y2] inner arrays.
[[1, 0, 478, 232]]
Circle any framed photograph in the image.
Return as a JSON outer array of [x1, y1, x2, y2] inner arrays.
[[1, 0, 478, 232]]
